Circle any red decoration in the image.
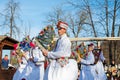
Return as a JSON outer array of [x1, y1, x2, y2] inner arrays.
[[71, 52, 75, 56], [13, 44, 18, 50], [29, 42, 35, 48], [61, 57, 65, 59], [39, 30, 44, 35], [11, 50, 16, 55]]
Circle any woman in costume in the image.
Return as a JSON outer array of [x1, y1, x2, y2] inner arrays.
[[12, 38, 30, 80], [94, 46, 107, 80], [79, 43, 98, 80], [12, 51, 29, 80], [20, 39, 45, 80]]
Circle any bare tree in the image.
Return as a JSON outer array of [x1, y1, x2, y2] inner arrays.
[[67, 0, 120, 63], [21, 22, 31, 38], [67, 0, 98, 37], [46, 4, 89, 38], [95, 0, 120, 63], [118, 25, 120, 36], [0, 0, 22, 65], [1, 0, 22, 38], [68, 11, 89, 38], [45, 6, 70, 38], [82, 0, 97, 37], [111, 0, 117, 37], [105, 0, 109, 37], [45, 7, 67, 27], [105, 0, 120, 63]]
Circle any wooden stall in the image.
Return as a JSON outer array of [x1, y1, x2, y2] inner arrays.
[[0, 35, 18, 80]]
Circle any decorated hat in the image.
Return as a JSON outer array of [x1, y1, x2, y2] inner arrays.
[[88, 43, 94, 46], [56, 21, 68, 30]]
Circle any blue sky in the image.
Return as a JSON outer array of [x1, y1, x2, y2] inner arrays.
[[0, 0, 67, 39], [0, 0, 67, 59]]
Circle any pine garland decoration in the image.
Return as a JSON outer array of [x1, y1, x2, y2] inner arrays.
[[36, 25, 55, 51]]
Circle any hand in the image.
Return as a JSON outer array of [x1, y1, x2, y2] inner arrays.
[[79, 57, 81, 62], [22, 53, 26, 57], [42, 49, 48, 56], [18, 59, 22, 63], [77, 57, 81, 63], [76, 53, 81, 63]]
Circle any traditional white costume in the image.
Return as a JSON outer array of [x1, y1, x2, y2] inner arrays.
[[95, 51, 107, 80], [21, 47, 45, 80], [79, 51, 98, 80], [12, 51, 29, 80], [44, 34, 78, 80]]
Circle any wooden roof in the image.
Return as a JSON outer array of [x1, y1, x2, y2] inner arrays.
[[0, 35, 19, 49]]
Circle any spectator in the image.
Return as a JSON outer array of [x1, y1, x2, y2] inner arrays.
[[1, 55, 9, 70], [110, 60, 117, 80]]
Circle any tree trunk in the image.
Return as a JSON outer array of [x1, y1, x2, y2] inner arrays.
[[111, 0, 117, 37], [105, 0, 109, 37], [84, 0, 97, 37]]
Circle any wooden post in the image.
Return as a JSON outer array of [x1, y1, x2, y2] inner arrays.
[[0, 43, 4, 69]]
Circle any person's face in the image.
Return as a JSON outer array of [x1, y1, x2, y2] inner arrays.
[[57, 27, 66, 36], [112, 61, 115, 64], [5, 56, 8, 59], [88, 46, 91, 51], [88, 45, 94, 51], [91, 45, 94, 50], [81, 42, 84, 46]]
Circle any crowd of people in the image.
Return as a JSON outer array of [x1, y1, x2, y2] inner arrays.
[[104, 60, 120, 80], [11, 21, 119, 80], [12, 21, 78, 80]]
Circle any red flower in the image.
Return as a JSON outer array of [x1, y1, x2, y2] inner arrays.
[[13, 44, 18, 50], [85, 53, 88, 57], [61, 57, 65, 59], [39, 31, 44, 35], [11, 50, 16, 55], [71, 52, 75, 56], [30, 42, 35, 48]]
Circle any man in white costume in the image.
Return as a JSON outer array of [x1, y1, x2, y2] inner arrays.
[[42, 21, 78, 80], [79, 43, 98, 80], [94, 46, 107, 80], [13, 51, 29, 80], [21, 41, 45, 80]]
